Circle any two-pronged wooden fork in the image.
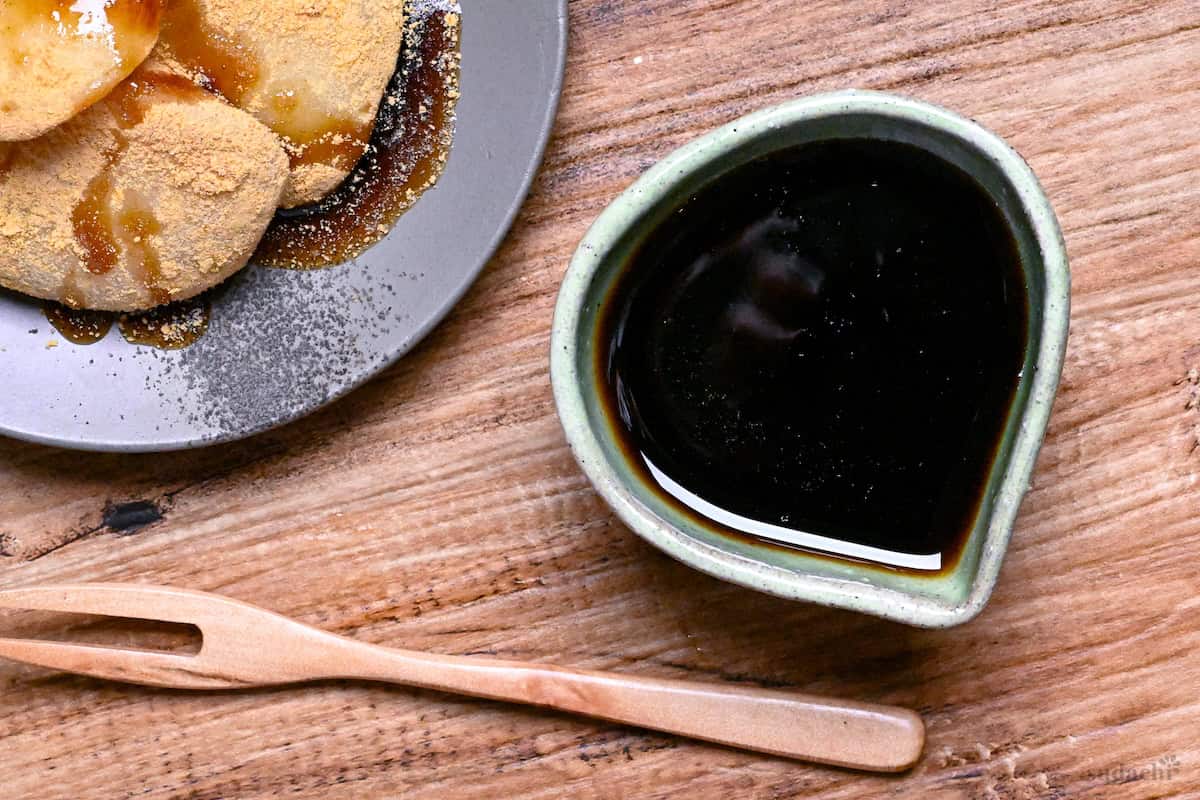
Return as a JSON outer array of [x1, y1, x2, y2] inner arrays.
[[0, 583, 924, 771]]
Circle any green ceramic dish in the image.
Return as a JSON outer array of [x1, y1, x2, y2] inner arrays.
[[550, 90, 1069, 628]]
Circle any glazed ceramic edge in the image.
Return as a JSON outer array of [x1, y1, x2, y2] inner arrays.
[[550, 90, 1070, 628]]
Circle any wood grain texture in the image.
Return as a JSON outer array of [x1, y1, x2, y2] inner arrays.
[[0, 583, 925, 771], [2, 0, 1199, 797]]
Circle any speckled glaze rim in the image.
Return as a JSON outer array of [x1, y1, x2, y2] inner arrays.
[[550, 90, 1070, 628]]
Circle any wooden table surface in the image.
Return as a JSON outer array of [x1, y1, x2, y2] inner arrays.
[[3, 1, 1200, 797]]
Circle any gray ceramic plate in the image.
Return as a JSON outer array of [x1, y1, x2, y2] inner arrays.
[[0, 0, 567, 452]]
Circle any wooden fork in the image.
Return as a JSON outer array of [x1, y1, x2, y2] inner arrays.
[[0, 583, 924, 771]]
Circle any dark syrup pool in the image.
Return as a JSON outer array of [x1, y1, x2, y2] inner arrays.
[[598, 138, 1029, 572]]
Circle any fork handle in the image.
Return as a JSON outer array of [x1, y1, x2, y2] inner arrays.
[[328, 641, 923, 771]]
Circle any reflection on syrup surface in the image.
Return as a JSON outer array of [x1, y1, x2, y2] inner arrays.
[[254, 6, 461, 268]]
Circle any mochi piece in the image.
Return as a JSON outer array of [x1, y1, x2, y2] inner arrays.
[[157, 0, 406, 207], [0, 0, 164, 141], [0, 68, 289, 311]]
